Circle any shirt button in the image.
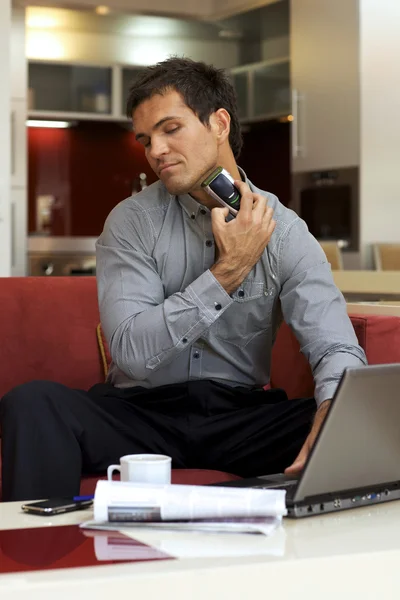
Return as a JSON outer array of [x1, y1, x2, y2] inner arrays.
[[193, 351, 200, 359], [182, 337, 188, 343], [205, 240, 213, 247], [215, 303, 222, 311], [238, 290, 245, 297], [200, 208, 207, 215], [190, 213, 196, 220]]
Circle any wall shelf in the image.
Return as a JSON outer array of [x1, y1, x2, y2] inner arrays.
[[28, 61, 144, 124], [28, 110, 129, 123], [28, 58, 292, 126]]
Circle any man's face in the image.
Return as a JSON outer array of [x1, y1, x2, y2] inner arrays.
[[132, 90, 219, 195]]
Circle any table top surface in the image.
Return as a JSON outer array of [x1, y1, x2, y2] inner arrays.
[[1, 498, 400, 599]]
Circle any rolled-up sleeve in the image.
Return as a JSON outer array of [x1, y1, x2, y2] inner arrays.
[[278, 218, 367, 405], [96, 205, 233, 382]]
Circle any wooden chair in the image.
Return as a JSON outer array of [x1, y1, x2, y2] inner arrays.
[[319, 241, 344, 270], [373, 243, 400, 270]]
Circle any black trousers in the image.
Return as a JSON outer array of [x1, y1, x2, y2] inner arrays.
[[0, 379, 316, 501]]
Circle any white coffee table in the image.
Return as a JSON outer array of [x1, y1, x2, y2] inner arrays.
[[1, 499, 400, 600]]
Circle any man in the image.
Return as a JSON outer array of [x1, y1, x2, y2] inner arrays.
[[0, 58, 367, 501]]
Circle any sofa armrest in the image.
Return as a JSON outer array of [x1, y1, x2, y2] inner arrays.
[[271, 313, 400, 399]]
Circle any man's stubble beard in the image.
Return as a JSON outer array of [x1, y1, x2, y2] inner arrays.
[[163, 164, 216, 197]]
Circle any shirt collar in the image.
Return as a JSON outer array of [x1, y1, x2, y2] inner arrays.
[[177, 166, 250, 219]]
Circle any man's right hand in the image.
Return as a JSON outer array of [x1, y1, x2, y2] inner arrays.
[[210, 180, 276, 295]]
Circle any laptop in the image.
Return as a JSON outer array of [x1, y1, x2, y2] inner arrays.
[[212, 364, 400, 518]]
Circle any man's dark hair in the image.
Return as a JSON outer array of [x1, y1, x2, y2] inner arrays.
[[126, 56, 243, 159]]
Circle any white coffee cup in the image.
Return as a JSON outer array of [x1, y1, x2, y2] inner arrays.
[[107, 454, 172, 485]]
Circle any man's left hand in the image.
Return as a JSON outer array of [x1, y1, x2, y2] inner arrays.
[[284, 400, 331, 475]]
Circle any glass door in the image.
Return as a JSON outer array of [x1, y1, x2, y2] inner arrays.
[[28, 63, 112, 114]]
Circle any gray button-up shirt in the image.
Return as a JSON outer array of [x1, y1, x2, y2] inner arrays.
[[96, 172, 367, 406]]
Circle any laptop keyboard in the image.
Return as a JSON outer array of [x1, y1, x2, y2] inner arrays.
[[254, 481, 296, 491], [252, 480, 298, 495]]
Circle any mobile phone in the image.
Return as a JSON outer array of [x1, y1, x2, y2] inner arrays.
[[201, 167, 241, 216], [21, 496, 93, 516]]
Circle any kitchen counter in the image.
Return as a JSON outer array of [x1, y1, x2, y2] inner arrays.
[[28, 237, 98, 254]]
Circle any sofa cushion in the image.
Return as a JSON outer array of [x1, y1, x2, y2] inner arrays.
[[0, 277, 104, 398], [270, 314, 400, 399], [270, 318, 368, 399], [270, 321, 315, 399], [355, 313, 400, 364]]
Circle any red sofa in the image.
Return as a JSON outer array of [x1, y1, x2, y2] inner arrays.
[[1, 276, 400, 501]]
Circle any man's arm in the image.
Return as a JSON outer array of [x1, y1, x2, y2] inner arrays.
[[285, 399, 331, 474], [96, 210, 233, 381], [278, 218, 367, 406], [277, 217, 367, 472]]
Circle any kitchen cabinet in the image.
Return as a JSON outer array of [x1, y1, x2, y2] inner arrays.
[[10, 5, 26, 100], [27, 55, 290, 126], [11, 188, 27, 276], [229, 0, 359, 172], [10, 98, 27, 188], [0, 0, 11, 277], [230, 57, 290, 123], [27, 62, 149, 123], [290, 0, 359, 172], [10, 7, 27, 276], [28, 62, 113, 116], [253, 59, 290, 119]]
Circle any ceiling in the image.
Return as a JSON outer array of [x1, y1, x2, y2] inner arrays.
[[18, 0, 283, 23], [24, 3, 284, 41], [26, 6, 245, 40]]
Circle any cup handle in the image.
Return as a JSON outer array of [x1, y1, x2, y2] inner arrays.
[[107, 464, 121, 481]]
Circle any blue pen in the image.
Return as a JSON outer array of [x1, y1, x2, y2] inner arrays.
[[73, 495, 94, 502]]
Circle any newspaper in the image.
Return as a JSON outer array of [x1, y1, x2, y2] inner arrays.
[[80, 480, 287, 535], [81, 516, 283, 536]]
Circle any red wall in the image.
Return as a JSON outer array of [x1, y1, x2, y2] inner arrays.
[[28, 119, 290, 237], [28, 121, 157, 236]]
